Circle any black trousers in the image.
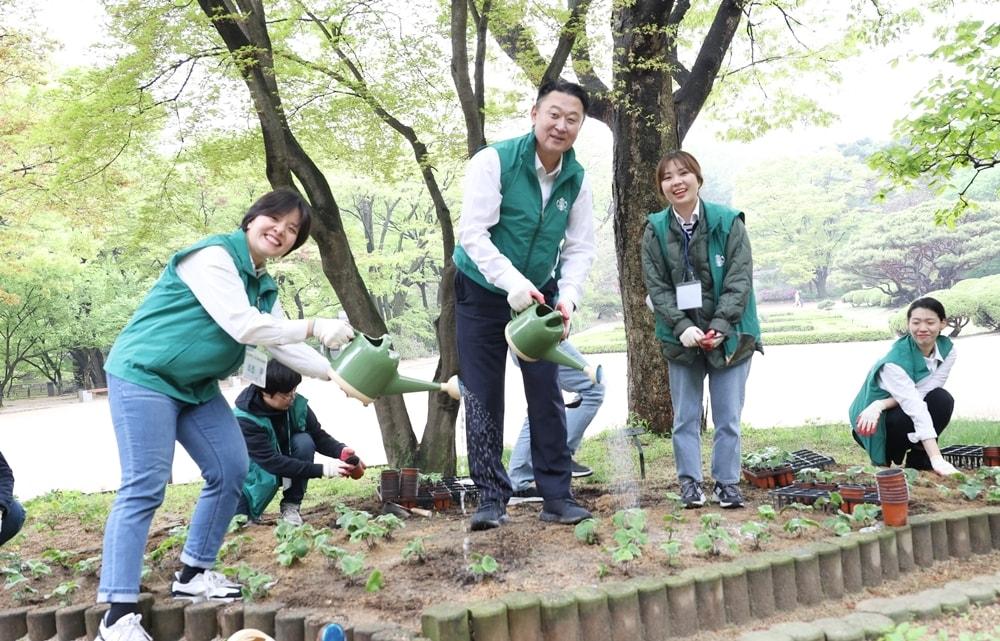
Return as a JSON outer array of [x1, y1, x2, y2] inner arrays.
[[883, 387, 954, 468], [454, 271, 572, 506]]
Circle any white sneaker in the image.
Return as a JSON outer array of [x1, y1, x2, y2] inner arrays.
[[280, 502, 304, 526], [97, 613, 151, 641], [171, 569, 242, 602]]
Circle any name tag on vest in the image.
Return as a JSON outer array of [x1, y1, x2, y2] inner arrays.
[[241, 347, 268, 387]]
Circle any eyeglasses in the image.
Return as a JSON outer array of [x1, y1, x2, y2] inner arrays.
[[270, 390, 297, 402]]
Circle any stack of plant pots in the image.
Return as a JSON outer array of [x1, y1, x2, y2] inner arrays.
[[399, 467, 420, 508], [984, 446, 1000, 467], [837, 484, 867, 514], [379, 469, 400, 503], [875, 468, 909, 526]]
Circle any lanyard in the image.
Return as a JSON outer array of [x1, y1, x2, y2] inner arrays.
[[680, 225, 696, 281]]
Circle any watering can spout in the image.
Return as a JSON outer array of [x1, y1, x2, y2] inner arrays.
[[504, 302, 603, 384], [383, 374, 461, 400], [541, 346, 603, 385]]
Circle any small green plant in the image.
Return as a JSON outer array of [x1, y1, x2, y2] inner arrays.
[[823, 514, 853, 537], [227, 514, 249, 533], [880, 621, 929, 641], [218, 534, 250, 561], [756, 504, 777, 521], [574, 518, 600, 545], [365, 569, 384, 593], [40, 548, 72, 569], [22, 560, 51, 578], [795, 467, 819, 483], [596, 563, 611, 579], [274, 522, 317, 567], [739, 521, 771, 550], [609, 509, 648, 573], [659, 493, 685, 565], [851, 504, 880, 527], [73, 555, 101, 577], [957, 476, 985, 500], [337, 553, 367, 585], [783, 517, 819, 537], [402, 537, 426, 563], [45, 580, 79, 605], [468, 553, 499, 581], [150, 525, 189, 564], [692, 514, 737, 556], [419, 472, 444, 485], [220, 564, 275, 602], [987, 487, 1000, 504], [742, 447, 792, 470], [3, 572, 39, 604], [901, 468, 919, 486]]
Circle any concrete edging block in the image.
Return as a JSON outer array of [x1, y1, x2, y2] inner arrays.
[[539, 591, 579, 641], [814, 616, 865, 641], [499, 592, 540, 641], [602, 582, 640, 641], [55, 603, 88, 641], [572, 586, 612, 641], [967, 512, 992, 555], [632, 576, 670, 641], [243, 602, 285, 638], [664, 574, 697, 637], [908, 518, 934, 566], [219, 603, 245, 639], [151, 599, 188, 641], [184, 601, 222, 641], [740, 558, 775, 620], [856, 533, 882, 587], [421, 603, 470, 641], [690, 569, 724, 632], [828, 538, 863, 594], [0, 607, 29, 641], [718, 563, 751, 625], [894, 525, 915, 573], [761, 553, 796, 612], [84, 603, 109, 640], [466, 600, 508, 641], [275, 608, 309, 641], [843, 612, 895, 640], [354, 622, 393, 641], [877, 529, 899, 581], [790, 548, 822, 607], [26, 605, 59, 641], [946, 511, 972, 559], [809, 542, 844, 600], [983, 507, 1000, 550]]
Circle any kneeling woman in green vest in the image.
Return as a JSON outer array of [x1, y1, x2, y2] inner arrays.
[[235, 360, 365, 526], [641, 150, 762, 511], [97, 189, 356, 641], [850, 297, 959, 476]]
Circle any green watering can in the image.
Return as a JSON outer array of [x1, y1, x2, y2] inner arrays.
[[504, 302, 603, 384], [329, 333, 460, 406]]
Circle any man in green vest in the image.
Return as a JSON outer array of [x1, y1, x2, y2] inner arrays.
[[453, 79, 596, 531], [235, 360, 365, 525]]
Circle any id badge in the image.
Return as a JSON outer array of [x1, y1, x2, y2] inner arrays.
[[241, 347, 268, 387], [676, 281, 702, 310]]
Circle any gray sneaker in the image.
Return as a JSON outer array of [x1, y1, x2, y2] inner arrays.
[[712, 482, 745, 508], [679, 478, 706, 508], [280, 502, 304, 526]]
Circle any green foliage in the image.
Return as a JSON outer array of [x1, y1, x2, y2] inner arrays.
[[842, 288, 893, 307], [40, 548, 72, 569], [365, 569, 384, 593], [337, 553, 367, 584], [574, 518, 600, 545], [273, 522, 317, 567], [220, 564, 275, 602], [73, 555, 101, 577], [692, 514, 737, 557], [757, 505, 777, 521], [739, 521, 771, 550], [45, 580, 79, 605], [149, 525, 189, 565], [467, 553, 499, 580], [217, 534, 250, 562], [401, 537, 426, 563], [782, 517, 820, 537], [609, 509, 648, 570], [334, 505, 404, 548], [742, 447, 792, 470]]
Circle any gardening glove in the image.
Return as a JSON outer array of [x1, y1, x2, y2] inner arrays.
[[321, 459, 350, 478], [929, 455, 959, 477], [506, 286, 545, 313], [679, 326, 705, 348], [555, 300, 573, 339], [700, 329, 724, 350], [312, 318, 354, 349], [856, 401, 884, 436], [339, 447, 366, 479]]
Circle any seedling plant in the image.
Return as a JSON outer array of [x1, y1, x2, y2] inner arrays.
[[659, 492, 685, 564], [467, 553, 499, 581], [402, 537, 427, 563], [574, 518, 600, 545], [609, 508, 648, 574], [692, 513, 737, 557]]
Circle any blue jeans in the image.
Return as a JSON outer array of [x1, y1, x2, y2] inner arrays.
[[508, 342, 606, 491], [98, 374, 249, 603], [0, 499, 25, 546], [668, 356, 752, 485]]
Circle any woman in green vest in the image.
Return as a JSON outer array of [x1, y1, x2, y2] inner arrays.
[[849, 297, 959, 475], [641, 150, 762, 511], [96, 189, 355, 641]]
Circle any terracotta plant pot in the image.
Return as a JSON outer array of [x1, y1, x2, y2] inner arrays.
[[380, 469, 400, 501], [431, 489, 452, 511], [400, 467, 420, 499], [881, 500, 908, 527], [984, 446, 1000, 467]]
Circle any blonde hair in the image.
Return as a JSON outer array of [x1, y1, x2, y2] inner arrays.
[[227, 630, 275, 641]]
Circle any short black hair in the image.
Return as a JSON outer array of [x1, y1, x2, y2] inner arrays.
[[240, 188, 313, 255], [537, 79, 590, 115], [907, 297, 947, 321], [261, 360, 302, 395]]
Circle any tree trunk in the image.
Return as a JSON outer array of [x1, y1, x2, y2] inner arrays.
[[610, 0, 678, 434], [813, 266, 829, 299]]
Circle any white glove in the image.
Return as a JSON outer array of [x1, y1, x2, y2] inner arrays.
[[322, 459, 350, 478], [507, 287, 543, 312], [929, 455, 959, 477], [679, 326, 705, 348], [856, 401, 883, 436], [313, 318, 354, 349]]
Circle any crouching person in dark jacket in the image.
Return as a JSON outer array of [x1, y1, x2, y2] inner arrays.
[[235, 360, 365, 525], [0, 450, 26, 547]]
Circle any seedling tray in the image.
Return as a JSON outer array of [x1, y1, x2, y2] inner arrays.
[[940, 445, 983, 468], [788, 449, 836, 472], [768, 484, 883, 510], [377, 476, 479, 510]]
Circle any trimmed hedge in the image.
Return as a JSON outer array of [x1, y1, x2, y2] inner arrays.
[[764, 329, 893, 345], [760, 322, 816, 333], [842, 288, 892, 307]]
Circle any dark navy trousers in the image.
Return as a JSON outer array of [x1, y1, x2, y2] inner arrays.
[[454, 271, 572, 506]]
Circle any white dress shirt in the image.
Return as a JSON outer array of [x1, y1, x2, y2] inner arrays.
[[176, 245, 332, 380], [456, 145, 595, 309], [877, 343, 956, 443]]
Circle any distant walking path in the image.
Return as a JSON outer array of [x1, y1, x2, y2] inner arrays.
[[3, 334, 998, 500]]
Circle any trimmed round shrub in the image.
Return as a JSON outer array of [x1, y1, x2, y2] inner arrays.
[[842, 288, 892, 307]]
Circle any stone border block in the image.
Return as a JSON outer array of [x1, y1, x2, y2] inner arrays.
[[371, 629, 417, 641], [946, 512, 972, 559], [691, 570, 724, 631], [766, 553, 797, 611], [943, 580, 997, 606], [718, 563, 751, 625], [895, 525, 915, 573], [84, 603, 109, 640], [768, 621, 824, 641], [572, 587, 611, 641], [829, 538, 863, 594], [790, 548, 822, 606], [909, 518, 934, 566], [857, 533, 882, 587], [741, 558, 775, 619], [244, 602, 285, 638], [968, 512, 992, 554], [855, 597, 913, 624], [466, 600, 507, 641], [877, 529, 899, 581], [219, 603, 245, 639], [55, 603, 88, 641], [664, 575, 697, 637], [632, 577, 670, 641], [0, 607, 29, 641], [421, 603, 470, 641], [814, 617, 865, 641], [184, 601, 222, 641], [354, 622, 392, 641], [27, 605, 58, 641], [275, 608, 309, 641], [811, 542, 844, 600], [843, 612, 895, 640], [603, 582, 640, 641], [499, 592, 540, 641], [984, 507, 1000, 550], [151, 599, 188, 641], [539, 591, 579, 641], [739, 631, 792, 641]]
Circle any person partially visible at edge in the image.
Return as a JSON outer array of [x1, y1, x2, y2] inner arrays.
[[235, 359, 365, 526], [96, 189, 357, 641], [849, 297, 959, 476], [506, 341, 606, 502], [641, 150, 762, 511], [453, 79, 596, 531], [0, 450, 26, 547]]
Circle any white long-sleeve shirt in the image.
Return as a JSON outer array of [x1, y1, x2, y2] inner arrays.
[[176, 245, 331, 380], [456, 146, 595, 309], [877, 343, 956, 443]]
